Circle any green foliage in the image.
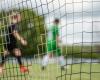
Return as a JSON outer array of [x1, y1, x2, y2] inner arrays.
[[18, 9, 45, 56], [0, 9, 46, 56]]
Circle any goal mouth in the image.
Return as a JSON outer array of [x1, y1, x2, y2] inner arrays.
[[0, 0, 100, 80]]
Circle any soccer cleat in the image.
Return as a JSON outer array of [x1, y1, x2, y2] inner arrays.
[[41, 66, 46, 71], [20, 65, 29, 73], [61, 66, 65, 71]]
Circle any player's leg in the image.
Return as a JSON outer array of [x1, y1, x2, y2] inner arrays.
[[56, 48, 66, 70], [41, 54, 50, 70], [0, 50, 9, 74], [41, 42, 53, 70], [13, 48, 29, 73], [59, 55, 66, 70]]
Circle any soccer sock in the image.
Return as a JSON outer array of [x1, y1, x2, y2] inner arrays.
[[59, 56, 66, 67], [42, 54, 49, 67], [16, 56, 22, 66], [0, 55, 8, 66]]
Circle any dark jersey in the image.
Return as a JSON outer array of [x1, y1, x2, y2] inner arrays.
[[6, 24, 17, 44], [4, 24, 18, 51]]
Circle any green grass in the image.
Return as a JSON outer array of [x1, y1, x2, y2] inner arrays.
[[0, 61, 100, 80], [58, 63, 100, 80]]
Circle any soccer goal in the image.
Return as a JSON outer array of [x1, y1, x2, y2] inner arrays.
[[0, 0, 100, 80]]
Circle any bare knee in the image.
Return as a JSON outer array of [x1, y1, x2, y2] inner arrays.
[[13, 48, 22, 56], [48, 53, 53, 58]]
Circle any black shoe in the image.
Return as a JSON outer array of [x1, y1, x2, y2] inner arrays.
[[41, 66, 46, 70], [61, 66, 65, 71]]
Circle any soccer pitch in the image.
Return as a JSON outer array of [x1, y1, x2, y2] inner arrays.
[[0, 60, 100, 80]]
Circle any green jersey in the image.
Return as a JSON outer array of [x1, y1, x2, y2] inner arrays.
[[46, 25, 61, 56], [47, 25, 59, 41]]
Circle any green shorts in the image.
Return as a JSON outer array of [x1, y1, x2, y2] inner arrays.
[[46, 40, 61, 56]]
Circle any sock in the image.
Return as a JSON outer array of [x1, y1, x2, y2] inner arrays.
[[59, 56, 66, 67], [15, 56, 22, 66], [0, 55, 8, 66], [42, 54, 49, 67]]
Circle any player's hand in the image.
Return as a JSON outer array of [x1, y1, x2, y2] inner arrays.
[[57, 39, 61, 47], [21, 39, 27, 46]]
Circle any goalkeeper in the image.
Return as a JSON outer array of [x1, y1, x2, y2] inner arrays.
[[42, 18, 66, 70], [0, 11, 29, 74]]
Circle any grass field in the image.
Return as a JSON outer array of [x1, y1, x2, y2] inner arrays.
[[0, 59, 100, 80]]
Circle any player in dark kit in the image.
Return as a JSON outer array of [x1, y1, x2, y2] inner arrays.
[[0, 12, 29, 74]]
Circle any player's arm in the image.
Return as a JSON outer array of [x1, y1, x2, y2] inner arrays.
[[56, 27, 61, 47], [56, 35, 61, 47], [12, 30, 27, 46]]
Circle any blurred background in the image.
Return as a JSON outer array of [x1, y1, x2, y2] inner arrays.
[[0, 0, 100, 80], [0, 0, 100, 58]]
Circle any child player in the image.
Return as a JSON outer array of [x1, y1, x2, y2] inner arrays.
[[42, 18, 66, 70], [0, 11, 29, 74]]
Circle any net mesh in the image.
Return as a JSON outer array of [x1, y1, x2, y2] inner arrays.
[[0, 0, 100, 80]]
